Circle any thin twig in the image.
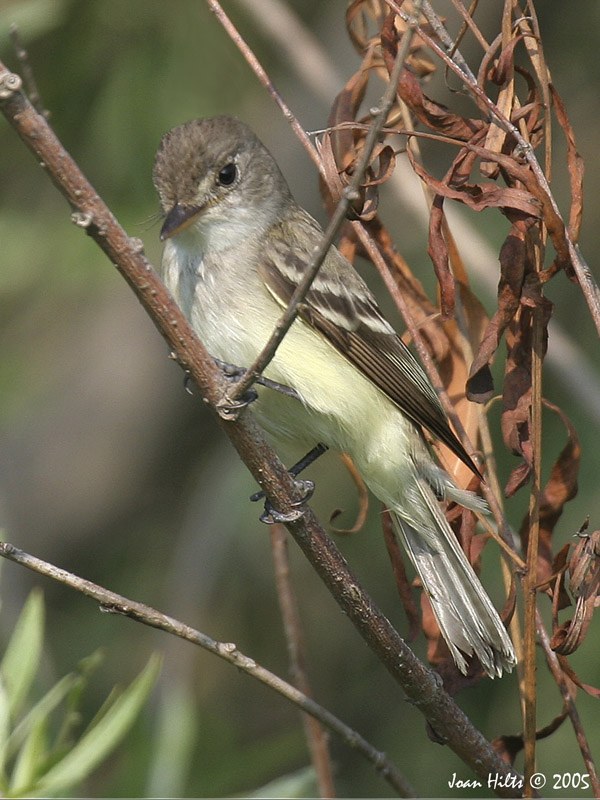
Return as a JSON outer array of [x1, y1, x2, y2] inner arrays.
[[0, 541, 412, 798], [233, 0, 343, 100], [9, 24, 49, 118], [204, 0, 325, 180], [385, 0, 600, 336], [225, 9, 423, 405], [0, 63, 525, 794], [270, 525, 336, 799], [447, 0, 489, 54], [353, 221, 518, 551], [421, 0, 480, 81], [522, 296, 544, 797], [536, 612, 600, 796]]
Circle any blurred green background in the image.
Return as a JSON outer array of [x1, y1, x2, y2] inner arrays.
[[0, 0, 599, 796]]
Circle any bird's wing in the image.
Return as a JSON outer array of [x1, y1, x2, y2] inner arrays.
[[258, 209, 480, 477]]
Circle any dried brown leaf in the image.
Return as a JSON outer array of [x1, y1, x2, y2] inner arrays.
[[501, 283, 552, 499], [381, 15, 484, 141], [519, 400, 580, 581], [427, 195, 455, 316], [366, 219, 453, 363], [557, 654, 600, 700], [408, 151, 543, 217], [552, 531, 600, 656], [321, 59, 397, 222], [549, 542, 573, 613], [436, 282, 489, 485], [550, 83, 584, 247], [467, 219, 535, 403], [492, 705, 569, 765]]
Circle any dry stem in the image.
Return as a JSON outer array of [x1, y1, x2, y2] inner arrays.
[[0, 60, 523, 796], [270, 525, 336, 798]]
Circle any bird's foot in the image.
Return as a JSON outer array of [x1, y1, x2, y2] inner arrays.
[[255, 479, 315, 525]]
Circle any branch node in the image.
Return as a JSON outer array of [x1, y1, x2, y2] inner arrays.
[[99, 602, 129, 615], [343, 186, 361, 202], [0, 71, 22, 99], [71, 210, 94, 229], [130, 236, 145, 254]]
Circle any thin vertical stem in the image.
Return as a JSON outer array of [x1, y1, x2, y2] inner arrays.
[[270, 525, 336, 798], [523, 301, 543, 796]]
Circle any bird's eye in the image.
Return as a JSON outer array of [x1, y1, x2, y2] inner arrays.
[[216, 163, 237, 187]]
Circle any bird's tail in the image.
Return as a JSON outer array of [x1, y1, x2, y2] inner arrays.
[[391, 479, 516, 677]]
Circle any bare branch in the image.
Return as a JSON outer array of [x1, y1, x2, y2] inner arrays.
[[386, 0, 600, 336], [225, 6, 424, 406], [0, 60, 524, 794], [204, 0, 325, 179], [270, 525, 336, 798], [536, 612, 600, 796], [9, 24, 48, 118], [0, 541, 413, 798]]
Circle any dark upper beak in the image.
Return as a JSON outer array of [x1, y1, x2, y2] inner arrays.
[[159, 202, 204, 241]]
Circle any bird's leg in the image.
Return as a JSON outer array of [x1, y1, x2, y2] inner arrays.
[[211, 358, 300, 419], [251, 443, 329, 524], [198, 358, 328, 522]]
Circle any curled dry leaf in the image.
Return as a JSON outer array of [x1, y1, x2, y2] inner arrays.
[[381, 15, 484, 141], [492, 706, 569, 765], [347, 0, 435, 78], [549, 542, 573, 615], [467, 218, 536, 403], [427, 195, 456, 317], [320, 56, 397, 222], [551, 530, 600, 657], [557, 653, 600, 700], [367, 218, 454, 365], [550, 83, 584, 247], [501, 288, 552, 499], [435, 281, 489, 486], [519, 400, 580, 583]]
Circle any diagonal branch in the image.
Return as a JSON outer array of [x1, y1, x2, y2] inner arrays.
[[536, 611, 600, 796], [0, 60, 524, 794], [0, 541, 413, 798], [385, 0, 600, 336], [224, 1, 423, 406]]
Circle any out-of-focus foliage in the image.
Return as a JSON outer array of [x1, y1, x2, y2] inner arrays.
[[0, 587, 160, 797], [0, 1, 599, 797]]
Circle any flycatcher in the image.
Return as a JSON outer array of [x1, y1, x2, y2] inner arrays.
[[153, 115, 516, 677]]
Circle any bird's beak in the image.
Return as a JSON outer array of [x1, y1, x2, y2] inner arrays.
[[159, 202, 204, 241]]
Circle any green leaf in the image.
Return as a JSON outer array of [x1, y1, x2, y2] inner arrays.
[[0, 589, 44, 719], [6, 672, 79, 762], [242, 766, 318, 798], [7, 714, 47, 797], [0, 677, 11, 786], [145, 682, 200, 797], [32, 653, 161, 796], [53, 649, 104, 753]]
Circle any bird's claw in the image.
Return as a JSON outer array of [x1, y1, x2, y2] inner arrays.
[[216, 387, 259, 420], [255, 479, 315, 525]]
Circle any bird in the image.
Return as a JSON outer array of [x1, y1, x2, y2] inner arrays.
[[152, 115, 516, 677]]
